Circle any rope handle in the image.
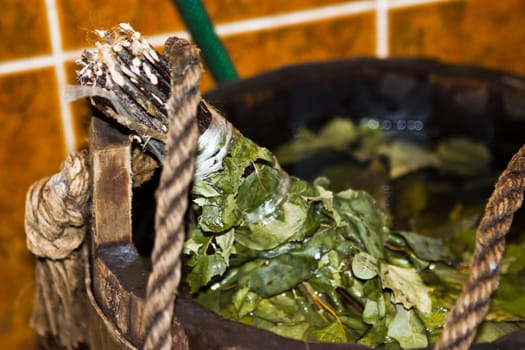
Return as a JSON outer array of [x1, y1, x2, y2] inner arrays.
[[141, 38, 203, 350], [435, 144, 525, 350]]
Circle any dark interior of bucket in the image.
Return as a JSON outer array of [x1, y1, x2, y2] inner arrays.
[[205, 58, 525, 165], [129, 58, 525, 349]]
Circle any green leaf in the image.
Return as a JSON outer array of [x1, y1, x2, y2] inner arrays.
[[266, 322, 310, 341], [215, 228, 236, 264], [352, 252, 379, 280], [232, 287, 261, 318], [474, 321, 520, 343], [186, 254, 227, 293], [237, 229, 339, 296], [318, 117, 358, 150], [361, 280, 386, 325], [236, 202, 307, 250], [253, 292, 304, 324], [378, 139, 439, 179], [183, 228, 208, 255], [498, 294, 525, 318], [358, 319, 388, 348], [380, 262, 432, 314], [436, 137, 491, 176], [317, 250, 344, 287], [239, 254, 316, 297], [209, 157, 243, 194], [228, 135, 274, 173], [274, 118, 358, 165], [334, 189, 387, 259], [395, 231, 454, 262], [237, 164, 283, 212], [192, 180, 220, 198], [502, 243, 525, 274], [310, 321, 348, 343], [387, 304, 428, 349], [198, 194, 241, 233]]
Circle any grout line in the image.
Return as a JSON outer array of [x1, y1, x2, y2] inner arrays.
[[389, 0, 463, 9], [45, 0, 76, 154], [376, 0, 389, 58], [146, 30, 189, 47], [0, 55, 57, 75], [214, 1, 376, 36], [0, 0, 461, 77], [0, 0, 378, 75]]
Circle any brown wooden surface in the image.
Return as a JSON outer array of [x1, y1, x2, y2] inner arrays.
[[89, 117, 146, 348], [91, 117, 133, 247]]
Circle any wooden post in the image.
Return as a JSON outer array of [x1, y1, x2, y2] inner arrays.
[[89, 117, 149, 348]]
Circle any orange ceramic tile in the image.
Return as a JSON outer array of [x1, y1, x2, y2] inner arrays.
[[57, 0, 186, 50], [203, 0, 361, 24], [390, 0, 525, 76], [0, 0, 51, 61], [221, 12, 376, 79], [0, 68, 65, 349]]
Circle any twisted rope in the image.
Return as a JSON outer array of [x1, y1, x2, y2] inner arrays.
[[142, 38, 202, 350], [435, 144, 525, 350], [24, 150, 91, 349], [25, 150, 91, 259]]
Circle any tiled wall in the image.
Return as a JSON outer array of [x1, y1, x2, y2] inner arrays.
[[1, 0, 525, 348]]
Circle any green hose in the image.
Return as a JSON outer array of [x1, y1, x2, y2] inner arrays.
[[173, 0, 238, 83]]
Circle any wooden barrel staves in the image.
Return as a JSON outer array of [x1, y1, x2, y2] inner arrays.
[[85, 62, 525, 350], [86, 112, 370, 350], [24, 26, 525, 349], [88, 115, 146, 349]]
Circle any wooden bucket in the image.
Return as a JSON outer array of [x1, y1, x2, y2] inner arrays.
[[87, 58, 525, 349]]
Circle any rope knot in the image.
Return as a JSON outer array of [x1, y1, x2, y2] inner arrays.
[[25, 150, 91, 259]]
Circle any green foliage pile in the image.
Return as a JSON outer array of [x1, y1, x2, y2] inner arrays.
[[182, 118, 525, 349]]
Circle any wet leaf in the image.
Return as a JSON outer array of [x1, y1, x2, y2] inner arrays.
[[237, 202, 308, 250], [238, 229, 339, 296], [395, 231, 454, 262], [237, 164, 283, 212], [215, 228, 236, 264], [502, 243, 525, 274], [192, 180, 220, 198], [436, 137, 491, 176], [352, 252, 379, 280], [358, 319, 388, 348], [474, 321, 521, 343], [198, 193, 241, 232], [498, 294, 525, 319], [362, 280, 386, 325], [183, 228, 207, 255], [310, 321, 348, 343], [267, 322, 311, 341], [387, 304, 428, 349], [186, 254, 227, 293], [233, 287, 261, 318], [334, 189, 387, 259], [380, 263, 432, 314], [181, 114, 518, 348], [378, 139, 439, 179], [275, 118, 358, 164]]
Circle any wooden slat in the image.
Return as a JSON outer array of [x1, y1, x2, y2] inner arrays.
[[91, 116, 132, 246], [89, 116, 147, 347]]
